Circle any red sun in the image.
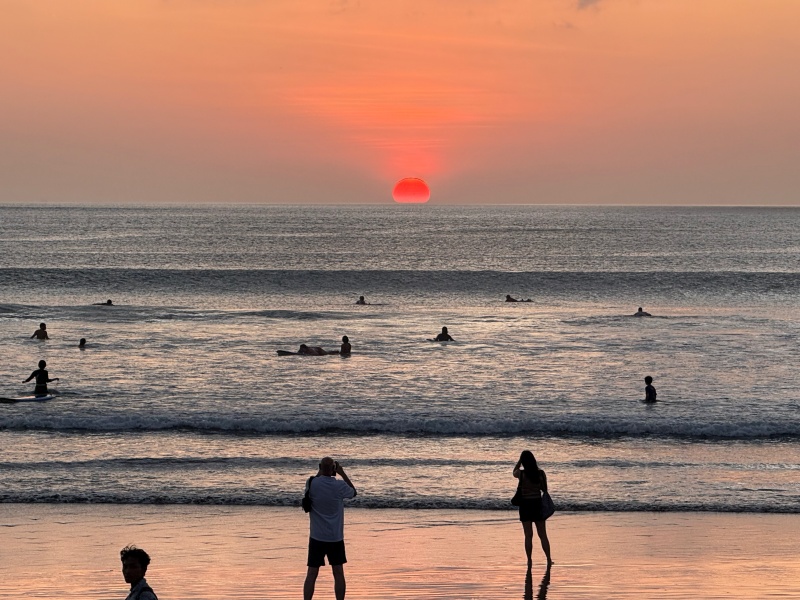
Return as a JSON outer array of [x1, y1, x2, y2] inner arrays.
[[392, 177, 430, 203]]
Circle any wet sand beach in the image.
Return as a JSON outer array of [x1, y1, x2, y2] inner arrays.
[[1, 505, 798, 599]]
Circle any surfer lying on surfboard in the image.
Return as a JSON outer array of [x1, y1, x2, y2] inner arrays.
[[23, 360, 59, 397], [297, 344, 337, 355]]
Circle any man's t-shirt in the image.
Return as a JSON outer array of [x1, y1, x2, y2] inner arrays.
[[308, 476, 356, 542]]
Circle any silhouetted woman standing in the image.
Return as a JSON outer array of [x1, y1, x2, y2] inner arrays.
[[513, 450, 553, 567]]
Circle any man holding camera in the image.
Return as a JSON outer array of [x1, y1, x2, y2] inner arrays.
[[303, 456, 357, 600]]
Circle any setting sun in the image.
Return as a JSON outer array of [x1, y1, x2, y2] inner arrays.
[[392, 178, 430, 203]]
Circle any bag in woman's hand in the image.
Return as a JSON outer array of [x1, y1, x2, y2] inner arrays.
[[541, 491, 555, 520]]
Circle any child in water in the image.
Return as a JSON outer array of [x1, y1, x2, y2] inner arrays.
[[31, 323, 49, 339], [23, 360, 59, 397], [644, 376, 657, 403]]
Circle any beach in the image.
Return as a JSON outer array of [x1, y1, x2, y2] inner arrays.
[[2, 505, 799, 599]]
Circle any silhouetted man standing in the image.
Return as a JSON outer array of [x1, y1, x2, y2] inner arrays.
[[303, 457, 357, 600]]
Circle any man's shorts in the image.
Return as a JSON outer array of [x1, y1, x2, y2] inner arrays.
[[307, 537, 347, 567]]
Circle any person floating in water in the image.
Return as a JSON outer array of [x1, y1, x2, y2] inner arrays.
[[79, 338, 87, 349], [633, 307, 652, 317], [298, 344, 335, 356], [93, 299, 113, 306], [433, 326, 454, 342], [31, 323, 49, 339], [23, 360, 59, 397], [644, 376, 657, 403], [506, 295, 532, 303], [355, 296, 367, 305], [340, 335, 351, 355]]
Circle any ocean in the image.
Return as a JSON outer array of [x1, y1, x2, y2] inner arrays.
[[1, 204, 799, 513]]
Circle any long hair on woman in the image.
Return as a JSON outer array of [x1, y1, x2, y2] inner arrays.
[[520, 450, 539, 474]]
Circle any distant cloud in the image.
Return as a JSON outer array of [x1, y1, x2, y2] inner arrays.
[[329, 0, 360, 15], [577, 0, 603, 9], [553, 20, 577, 30]]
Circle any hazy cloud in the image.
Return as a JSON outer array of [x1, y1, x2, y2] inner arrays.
[[577, 0, 603, 9]]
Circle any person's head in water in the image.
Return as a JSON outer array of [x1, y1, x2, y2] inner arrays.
[[38, 359, 46, 369], [106, 299, 113, 305], [519, 450, 539, 473], [39, 323, 46, 330], [342, 335, 349, 343], [638, 307, 643, 312], [441, 327, 448, 334], [120, 545, 151, 586], [359, 296, 364, 302], [644, 375, 653, 385], [79, 338, 86, 347]]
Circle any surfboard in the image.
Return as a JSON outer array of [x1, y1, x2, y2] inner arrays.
[[0, 395, 55, 404], [276, 350, 339, 356]]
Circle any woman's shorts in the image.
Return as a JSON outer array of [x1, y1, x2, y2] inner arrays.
[[518, 497, 544, 522]]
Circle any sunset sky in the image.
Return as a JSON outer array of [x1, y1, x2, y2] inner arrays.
[[2, 0, 798, 205]]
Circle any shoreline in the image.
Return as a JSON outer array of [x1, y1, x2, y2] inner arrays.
[[2, 505, 798, 599]]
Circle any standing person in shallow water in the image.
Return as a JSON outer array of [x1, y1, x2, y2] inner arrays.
[[120, 545, 158, 600], [644, 376, 657, 403], [433, 326, 454, 341], [23, 360, 58, 397], [513, 450, 553, 567], [31, 323, 49, 339]]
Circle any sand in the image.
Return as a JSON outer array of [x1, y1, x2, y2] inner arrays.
[[1, 505, 799, 599]]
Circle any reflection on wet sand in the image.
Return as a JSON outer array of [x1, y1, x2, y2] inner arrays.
[[525, 565, 551, 600]]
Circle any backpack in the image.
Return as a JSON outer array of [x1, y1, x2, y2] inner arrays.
[[301, 476, 315, 513]]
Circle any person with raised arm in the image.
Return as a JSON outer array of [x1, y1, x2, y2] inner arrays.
[[303, 457, 357, 600]]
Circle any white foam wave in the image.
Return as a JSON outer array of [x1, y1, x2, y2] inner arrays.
[[1, 413, 798, 439]]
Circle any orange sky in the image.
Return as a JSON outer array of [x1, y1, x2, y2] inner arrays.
[[1, 0, 798, 204]]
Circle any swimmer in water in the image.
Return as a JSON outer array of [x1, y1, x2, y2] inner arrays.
[[506, 295, 532, 303], [79, 338, 87, 349], [340, 335, 351, 355], [23, 360, 59, 397], [356, 296, 367, 305], [93, 299, 114, 306], [433, 327, 454, 342], [633, 307, 652, 317], [31, 323, 49, 340]]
